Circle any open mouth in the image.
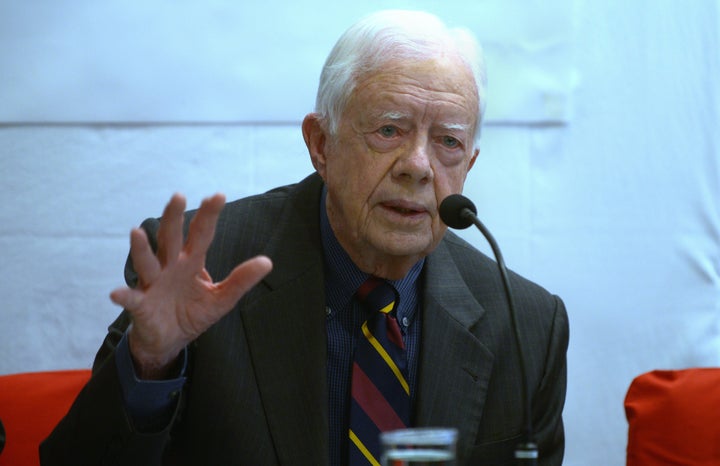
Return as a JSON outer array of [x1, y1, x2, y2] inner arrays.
[[382, 201, 426, 217], [392, 206, 421, 215]]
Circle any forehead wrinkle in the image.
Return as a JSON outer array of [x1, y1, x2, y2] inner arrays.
[[379, 90, 476, 131]]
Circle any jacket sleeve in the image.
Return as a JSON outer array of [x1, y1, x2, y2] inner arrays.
[[40, 217, 185, 466]]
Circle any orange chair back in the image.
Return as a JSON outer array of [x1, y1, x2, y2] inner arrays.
[[625, 368, 720, 465], [0, 369, 91, 466]]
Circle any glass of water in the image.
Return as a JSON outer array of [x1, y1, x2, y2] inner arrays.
[[380, 427, 458, 466]]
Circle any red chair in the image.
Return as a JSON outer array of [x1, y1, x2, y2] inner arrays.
[[0, 369, 91, 466], [625, 368, 720, 465]]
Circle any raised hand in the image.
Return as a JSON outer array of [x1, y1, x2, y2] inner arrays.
[[110, 193, 273, 379]]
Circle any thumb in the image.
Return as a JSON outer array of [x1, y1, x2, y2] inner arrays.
[[214, 256, 273, 310]]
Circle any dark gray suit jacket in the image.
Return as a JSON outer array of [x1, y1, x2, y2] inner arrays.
[[41, 173, 568, 466]]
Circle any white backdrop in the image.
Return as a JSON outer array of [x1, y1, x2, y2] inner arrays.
[[1, 1, 718, 465]]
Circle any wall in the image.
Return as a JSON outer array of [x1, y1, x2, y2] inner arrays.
[[1, 1, 718, 464]]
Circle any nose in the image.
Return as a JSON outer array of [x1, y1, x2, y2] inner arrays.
[[392, 139, 433, 184]]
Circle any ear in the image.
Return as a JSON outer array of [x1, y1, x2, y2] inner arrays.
[[467, 147, 480, 172], [302, 113, 330, 180]]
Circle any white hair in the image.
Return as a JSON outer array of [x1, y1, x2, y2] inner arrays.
[[314, 10, 488, 140]]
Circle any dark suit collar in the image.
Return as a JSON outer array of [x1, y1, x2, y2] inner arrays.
[[416, 236, 494, 460], [262, 173, 326, 290], [239, 173, 331, 466], [423, 235, 486, 328]]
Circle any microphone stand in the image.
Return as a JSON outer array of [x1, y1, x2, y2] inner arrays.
[[458, 207, 538, 466]]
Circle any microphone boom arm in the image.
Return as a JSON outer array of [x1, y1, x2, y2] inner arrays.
[[459, 207, 538, 465]]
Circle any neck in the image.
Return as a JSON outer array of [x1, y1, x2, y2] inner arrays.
[[338, 239, 420, 281]]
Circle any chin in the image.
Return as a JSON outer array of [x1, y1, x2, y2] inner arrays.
[[376, 235, 434, 259]]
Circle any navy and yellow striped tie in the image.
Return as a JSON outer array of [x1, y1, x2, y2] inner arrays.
[[348, 276, 410, 466]]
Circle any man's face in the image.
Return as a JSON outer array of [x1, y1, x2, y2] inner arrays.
[[310, 55, 479, 278]]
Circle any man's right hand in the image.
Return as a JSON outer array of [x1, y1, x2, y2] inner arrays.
[[110, 193, 273, 379]]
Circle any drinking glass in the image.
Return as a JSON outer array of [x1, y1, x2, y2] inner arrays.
[[380, 427, 458, 466]]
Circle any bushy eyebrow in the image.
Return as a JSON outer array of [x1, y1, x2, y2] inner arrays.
[[378, 111, 410, 121], [439, 122, 471, 132], [374, 111, 471, 133]]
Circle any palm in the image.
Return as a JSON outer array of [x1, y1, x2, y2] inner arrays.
[[110, 193, 272, 377]]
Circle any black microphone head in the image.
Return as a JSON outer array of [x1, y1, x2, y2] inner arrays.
[[439, 194, 477, 229]]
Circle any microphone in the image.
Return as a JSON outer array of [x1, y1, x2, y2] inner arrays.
[[438, 193, 477, 229], [439, 194, 538, 466]]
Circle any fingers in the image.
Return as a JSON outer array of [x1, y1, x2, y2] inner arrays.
[[214, 255, 273, 310], [109, 286, 144, 310], [185, 193, 226, 260], [120, 193, 226, 293], [129, 227, 161, 288], [156, 193, 187, 266]]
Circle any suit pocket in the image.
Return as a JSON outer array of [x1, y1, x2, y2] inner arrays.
[[463, 433, 523, 466]]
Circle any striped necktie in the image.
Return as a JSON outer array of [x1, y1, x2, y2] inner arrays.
[[348, 276, 410, 466]]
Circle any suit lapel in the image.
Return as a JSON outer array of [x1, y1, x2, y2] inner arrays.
[[241, 269, 328, 466], [415, 239, 495, 460], [239, 175, 330, 466]]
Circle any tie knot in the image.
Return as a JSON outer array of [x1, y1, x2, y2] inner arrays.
[[356, 276, 398, 315]]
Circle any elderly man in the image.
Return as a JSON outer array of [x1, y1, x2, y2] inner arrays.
[[41, 9, 568, 466]]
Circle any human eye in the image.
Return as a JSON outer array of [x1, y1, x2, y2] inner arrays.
[[441, 135, 460, 148], [363, 121, 405, 152], [378, 125, 399, 138]]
